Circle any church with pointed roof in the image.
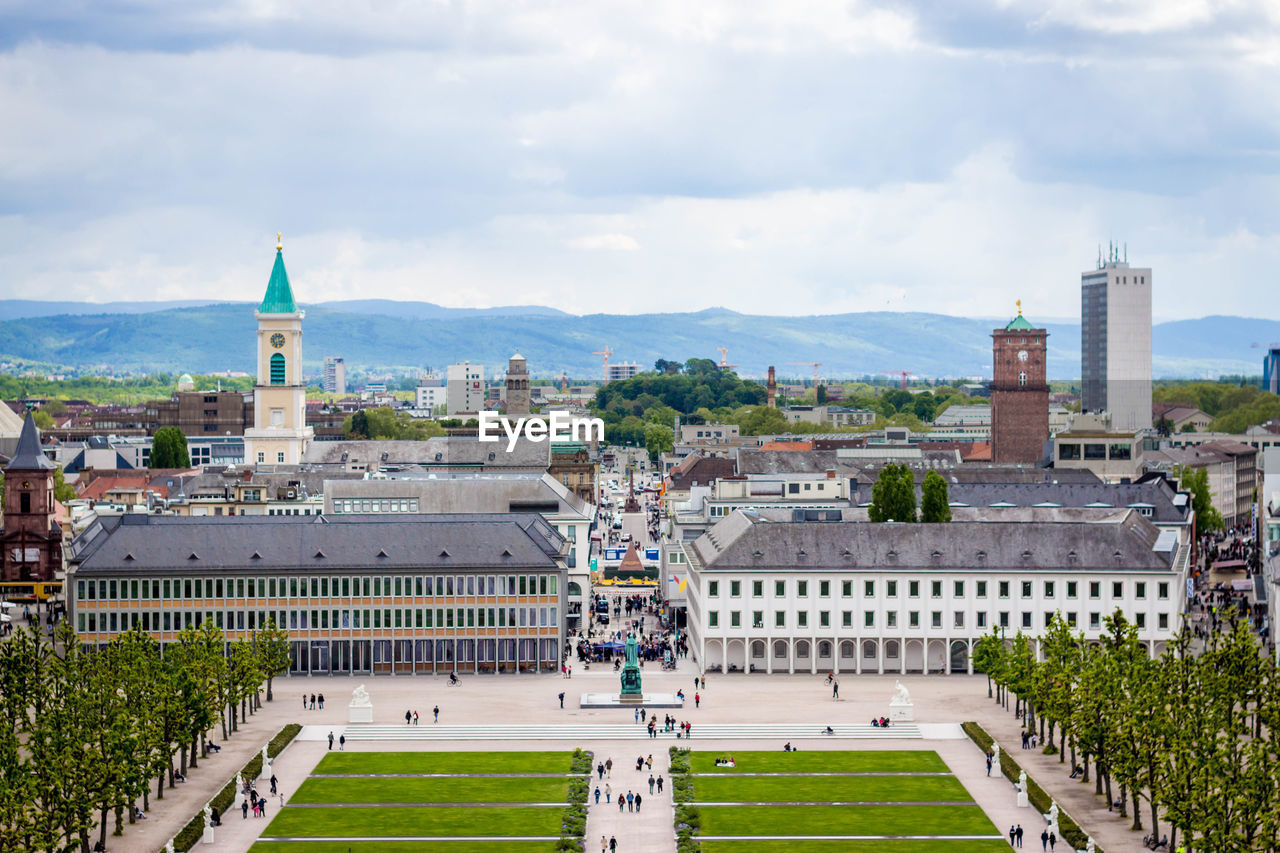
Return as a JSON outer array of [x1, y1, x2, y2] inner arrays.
[[2, 413, 63, 582], [243, 234, 315, 466]]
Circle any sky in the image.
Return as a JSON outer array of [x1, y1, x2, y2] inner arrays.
[[1, 0, 1279, 320]]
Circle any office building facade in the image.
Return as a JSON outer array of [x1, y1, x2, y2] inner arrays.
[[447, 362, 485, 416], [1081, 250, 1152, 431], [323, 357, 347, 395]]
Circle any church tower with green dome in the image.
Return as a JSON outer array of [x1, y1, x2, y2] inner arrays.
[[244, 233, 314, 466], [991, 301, 1049, 464]]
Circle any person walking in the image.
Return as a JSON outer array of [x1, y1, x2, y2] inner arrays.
[[833, 680, 839, 699], [406, 710, 412, 725], [657, 775, 663, 794], [601, 836, 607, 853], [626, 791, 634, 812], [605, 783, 611, 803], [433, 705, 439, 723], [309, 693, 316, 710], [559, 692, 565, 709], [634, 792, 642, 812], [270, 774, 278, 794], [1048, 831, 1056, 851], [648, 774, 655, 794], [241, 799, 249, 820], [986, 753, 993, 776], [1040, 829, 1049, 851], [609, 836, 617, 852], [1009, 826, 1016, 846], [695, 692, 700, 708], [413, 710, 419, 725], [339, 734, 345, 750], [597, 762, 605, 780], [618, 796, 624, 813], [1015, 824, 1023, 847], [594, 787, 601, 804], [302, 693, 307, 710], [327, 731, 334, 750], [606, 758, 613, 777], [318, 693, 324, 709]]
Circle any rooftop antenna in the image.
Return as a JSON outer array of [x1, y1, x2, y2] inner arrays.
[[1123, 242, 1127, 263], [1097, 244, 1102, 268]]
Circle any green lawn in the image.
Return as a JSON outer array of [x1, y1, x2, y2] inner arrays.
[[312, 751, 573, 775], [253, 843, 556, 853], [697, 804, 997, 836], [693, 774, 972, 803], [292, 775, 570, 804], [263, 805, 563, 838], [690, 750, 948, 774], [700, 842, 1008, 853]]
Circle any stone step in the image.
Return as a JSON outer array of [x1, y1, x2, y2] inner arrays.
[[334, 723, 922, 741]]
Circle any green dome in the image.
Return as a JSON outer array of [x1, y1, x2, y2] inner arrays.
[[1005, 314, 1035, 331]]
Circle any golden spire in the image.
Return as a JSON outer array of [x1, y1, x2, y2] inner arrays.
[[1016, 299, 1022, 316], [276, 231, 283, 252]]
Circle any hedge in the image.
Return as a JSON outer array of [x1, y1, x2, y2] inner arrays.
[[670, 746, 700, 853], [171, 723, 302, 852], [962, 721, 1099, 853], [557, 748, 593, 851]]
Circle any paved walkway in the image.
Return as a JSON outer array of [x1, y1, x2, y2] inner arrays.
[[96, 672, 1148, 852], [585, 742, 673, 853]]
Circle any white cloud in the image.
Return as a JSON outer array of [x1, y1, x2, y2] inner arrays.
[[566, 233, 640, 251]]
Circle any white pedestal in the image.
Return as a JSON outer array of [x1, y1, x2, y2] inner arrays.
[[201, 827, 215, 844], [889, 700, 914, 722], [1017, 791, 1030, 808], [349, 705, 373, 723]]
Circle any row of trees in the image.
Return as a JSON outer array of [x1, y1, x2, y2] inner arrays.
[[0, 620, 290, 853], [867, 464, 951, 523], [974, 616, 1280, 852], [1153, 381, 1280, 432]]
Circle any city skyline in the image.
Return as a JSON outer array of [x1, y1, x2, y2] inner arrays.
[[1, 2, 1279, 319]]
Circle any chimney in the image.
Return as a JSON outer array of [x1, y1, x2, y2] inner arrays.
[[767, 366, 777, 408]]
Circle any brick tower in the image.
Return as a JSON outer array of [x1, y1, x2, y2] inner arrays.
[[991, 302, 1049, 464], [1, 412, 62, 582]]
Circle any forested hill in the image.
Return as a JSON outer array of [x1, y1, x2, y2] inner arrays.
[[0, 301, 1273, 379]]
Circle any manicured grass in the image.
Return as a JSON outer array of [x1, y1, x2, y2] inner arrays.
[[697, 804, 997, 837], [252, 843, 556, 852], [694, 774, 972, 803], [263, 805, 563, 838], [690, 750, 948, 774], [313, 751, 573, 775], [293, 775, 570, 804], [700, 841, 1008, 853]]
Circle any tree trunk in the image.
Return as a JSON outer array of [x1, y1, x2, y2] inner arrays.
[[157, 771, 165, 800], [221, 709, 228, 741], [986, 675, 992, 699], [1061, 729, 1068, 763], [267, 674, 275, 702], [98, 804, 109, 848], [1149, 800, 1159, 841], [1082, 753, 1090, 784], [1101, 768, 1111, 804]]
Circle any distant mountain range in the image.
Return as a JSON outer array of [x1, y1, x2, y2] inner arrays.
[[0, 300, 1274, 380]]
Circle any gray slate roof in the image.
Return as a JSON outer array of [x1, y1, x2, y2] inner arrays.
[[303, 437, 551, 469], [737, 450, 858, 476], [692, 510, 1173, 573], [325, 472, 592, 518], [71, 513, 565, 575], [6, 413, 56, 471]]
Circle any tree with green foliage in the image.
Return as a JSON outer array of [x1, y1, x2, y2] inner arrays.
[[1176, 465, 1224, 533], [654, 359, 683, 375], [150, 427, 190, 469], [53, 468, 76, 503], [868, 464, 916, 523], [644, 424, 674, 461], [920, 471, 951, 523], [32, 409, 54, 429], [254, 618, 291, 703], [342, 407, 446, 440]]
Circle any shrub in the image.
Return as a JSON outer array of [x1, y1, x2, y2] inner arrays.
[[962, 721, 1098, 853]]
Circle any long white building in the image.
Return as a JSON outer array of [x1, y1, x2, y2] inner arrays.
[[682, 508, 1189, 675]]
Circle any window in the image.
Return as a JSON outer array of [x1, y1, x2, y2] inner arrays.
[[797, 581, 808, 597], [1158, 613, 1169, 630], [842, 580, 852, 596], [730, 580, 741, 598], [819, 580, 830, 597], [1089, 582, 1100, 599], [1021, 612, 1032, 628], [270, 353, 286, 385], [1135, 582, 1146, 599], [1021, 581, 1032, 598], [819, 611, 830, 628], [1084, 443, 1106, 460], [931, 580, 942, 598], [709, 612, 719, 628], [730, 611, 741, 628], [954, 580, 964, 597], [1067, 581, 1077, 599], [909, 611, 919, 628], [708, 581, 719, 597], [1019, 371, 1027, 387], [954, 612, 965, 628], [931, 611, 942, 628], [1044, 581, 1055, 597], [1108, 444, 1132, 460], [1135, 613, 1146, 629], [865, 580, 875, 596], [886, 611, 897, 628], [775, 580, 785, 596], [753, 611, 763, 628], [864, 611, 875, 628], [1059, 444, 1081, 460], [1089, 612, 1101, 629], [886, 580, 897, 597], [753, 580, 763, 597], [797, 612, 808, 628], [1067, 612, 1077, 627], [976, 581, 987, 598], [1112, 581, 1123, 598], [1158, 582, 1169, 600], [775, 611, 786, 628], [977, 612, 987, 628], [909, 580, 920, 598], [998, 581, 1010, 599], [999, 611, 1009, 628]]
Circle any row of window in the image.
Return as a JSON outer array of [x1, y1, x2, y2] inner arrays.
[[1058, 442, 1133, 461], [79, 605, 559, 634], [706, 609, 1171, 632], [331, 499, 421, 514], [706, 578, 1170, 601], [77, 573, 559, 603]]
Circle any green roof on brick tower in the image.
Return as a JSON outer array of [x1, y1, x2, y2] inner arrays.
[[258, 232, 298, 314], [1004, 299, 1035, 331]]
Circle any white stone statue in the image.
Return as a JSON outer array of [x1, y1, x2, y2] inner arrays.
[[1018, 770, 1027, 792], [892, 679, 911, 704], [991, 743, 1001, 773], [350, 684, 372, 707], [262, 744, 270, 771], [203, 803, 213, 826], [1086, 838, 1096, 853], [165, 840, 175, 853], [1047, 799, 1059, 826]]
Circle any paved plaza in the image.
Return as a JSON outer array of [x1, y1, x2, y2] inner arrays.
[[105, 670, 1148, 853]]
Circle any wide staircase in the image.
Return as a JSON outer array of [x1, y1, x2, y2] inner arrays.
[[335, 722, 922, 741]]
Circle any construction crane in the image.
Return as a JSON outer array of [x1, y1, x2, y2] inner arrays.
[[592, 346, 613, 381], [877, 370, 911, 391], [716, 347, 738, 370], [787, 362, 822, 388]]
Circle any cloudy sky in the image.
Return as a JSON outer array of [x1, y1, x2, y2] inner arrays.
[[1, 0, 1278, 319]]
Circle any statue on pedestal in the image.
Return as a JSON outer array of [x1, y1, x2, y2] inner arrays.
[[349, 682, 374, 723], [619, 633, 643, 699], [1047, 800, 1059, 833], [991, 743, 1001, 774], [1018, 770, 1027, 792], [1086, 838, 1096, 853], [889, 678, 914, 721], [351, 684, 372, 707], [893, 680, 911, 704]]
